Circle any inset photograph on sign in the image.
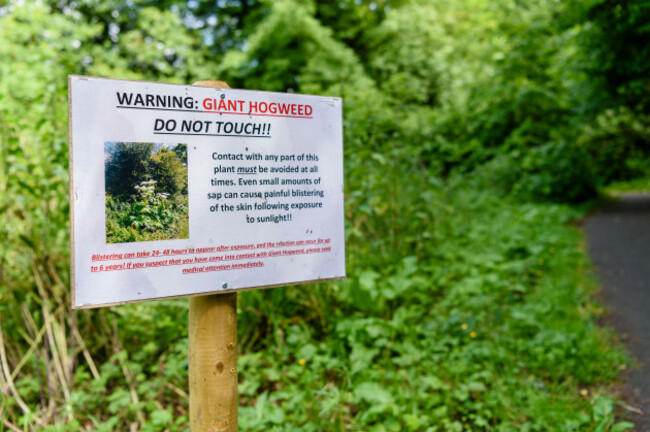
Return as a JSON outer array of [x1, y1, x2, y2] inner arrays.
[[104, 141, 189, 244]]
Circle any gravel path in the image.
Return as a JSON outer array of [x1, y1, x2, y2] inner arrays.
[[583, 193, 650, 430]]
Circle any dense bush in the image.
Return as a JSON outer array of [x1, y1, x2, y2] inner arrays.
[[579, 107, 650, 185], [105, 183, 189, 243]]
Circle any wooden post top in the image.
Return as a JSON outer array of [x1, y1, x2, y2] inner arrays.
[[192, 80, 231, 89]]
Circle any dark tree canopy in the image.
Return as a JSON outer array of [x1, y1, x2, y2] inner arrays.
[[104, 142, 187, 199], [105, 142, 155, 199], [585, 0, 650, 113]]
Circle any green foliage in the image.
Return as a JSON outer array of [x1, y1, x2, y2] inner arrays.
[[1, 0, 642, 430], [219, 0, 372, 95], [367, 1, 441, 105], [105, 186, 188, 243], [579, 0, 650, 112], [151, 145, 189, 195], [578, 107, 650, 184], [313, 0, 405, 63], [233, 183, 629, 431], [475, 140, 598, 203]]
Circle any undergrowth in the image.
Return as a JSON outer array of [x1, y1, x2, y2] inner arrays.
[[105, 188, 189, 244], [0, 170, 631, 430]]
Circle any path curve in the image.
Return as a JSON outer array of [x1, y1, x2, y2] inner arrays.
[[584, 193, 650, 430]]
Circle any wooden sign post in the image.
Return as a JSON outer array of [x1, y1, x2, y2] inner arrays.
[[69, 76, 345, 430], [189, 81, 238, 432], [189, 292, 238, 431]]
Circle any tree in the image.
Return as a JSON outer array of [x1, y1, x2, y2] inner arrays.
[[151, 145, 187, 196], [582, 0, 650, 113], [105, 142, 155, 199], [218, 0, 371, 95], [173, 143, 187, 163]]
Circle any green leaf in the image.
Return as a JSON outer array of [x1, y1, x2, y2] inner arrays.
[[354, 382, 394, 405], [150, 409, 173, 427]]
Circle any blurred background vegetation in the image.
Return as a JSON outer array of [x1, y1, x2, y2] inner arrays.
[[1, 0, 648, 430]]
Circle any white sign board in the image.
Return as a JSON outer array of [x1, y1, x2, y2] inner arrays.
[[69, 76, 345, 308]]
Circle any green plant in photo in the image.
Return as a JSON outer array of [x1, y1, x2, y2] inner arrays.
[[104, 143, 189, 243], [106, 179, 189, 243]]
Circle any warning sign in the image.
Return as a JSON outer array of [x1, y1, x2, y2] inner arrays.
[[69, 76, 345, 308]]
